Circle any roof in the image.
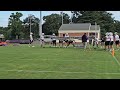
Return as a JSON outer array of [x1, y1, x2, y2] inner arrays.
[[59, 23, 100, 31], [90, 25, 100, 30]]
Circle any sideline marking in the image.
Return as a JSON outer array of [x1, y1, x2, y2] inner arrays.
[[109, 51, 120, 66], [1, 70, 120, 75]]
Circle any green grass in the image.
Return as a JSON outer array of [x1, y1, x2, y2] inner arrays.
[[0, 44, 120, 79]]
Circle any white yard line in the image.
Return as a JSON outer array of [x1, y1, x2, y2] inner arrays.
[[1, 69, 120, 75], [109, 51, 120, 66], [9, 58, 111, 63], [0, 70, 88, 73], [98, 72, 120, 75], [113, 56, 120, 66]]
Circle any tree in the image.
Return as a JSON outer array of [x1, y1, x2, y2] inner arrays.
[[114, 20, 120, 34], [42, 13, 70, 35], [23, 15, 40, 39], [0, 27, 4, 34], [0, 27, 11, 40], [8, 12, 23, 39], [71, 11, 115, 35]]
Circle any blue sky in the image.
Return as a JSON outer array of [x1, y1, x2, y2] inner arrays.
[[0, 11, 120, 27]]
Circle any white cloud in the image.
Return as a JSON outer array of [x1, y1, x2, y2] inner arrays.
[[108, 11, 120, 20]]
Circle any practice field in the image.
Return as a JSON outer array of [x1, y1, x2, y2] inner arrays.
[[0, 45, 120, 79]]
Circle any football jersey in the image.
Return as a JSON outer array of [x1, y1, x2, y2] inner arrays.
[[110, 36, 114, 41], [106, 36, 110, 41], [30, 34, 33, 41], [41, 35, 44, 40], [115, 35, 119, 41]]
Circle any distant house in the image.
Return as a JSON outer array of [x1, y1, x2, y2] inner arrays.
[[0, 34, 4, 41], [58, 23, 100, 39]]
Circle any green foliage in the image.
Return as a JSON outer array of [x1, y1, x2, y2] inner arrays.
[[0, 27, 11, 40], [1, 11, 120, 40], [8, 12, 23, 39], [114, 20, 120, 34], [71, 11, 117, 35], [0, 45, 120, 79], [42, 13, 70, 35], [23, 15, 40, 39]]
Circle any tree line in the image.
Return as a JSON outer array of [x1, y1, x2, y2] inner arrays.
[[0, 11, 120, 40]]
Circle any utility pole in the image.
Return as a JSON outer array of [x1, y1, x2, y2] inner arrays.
[[39, 11, 42, 45], [39, 11, 42, 37], [94, 22, 97, 48], [95, 22, 97, 38], [71, 12, 73, 23], [60, 11, 63, 25], [28, 14, 32, 34], [28, 14, 34, 34]]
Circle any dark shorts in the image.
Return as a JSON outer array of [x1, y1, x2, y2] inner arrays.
[[101, 42, 104, 45], [110, 41, 113, 45], [105, 41, 110, 46], [41, 39, 44, 41], [64, 40, 69, 43], [30, 40, 33, 44], [59, 40, 63, 43], [101, 40, 104, 42], [52, 40, 56, 44], [115, 40, 119, 45], [68, 40, 73, 44]]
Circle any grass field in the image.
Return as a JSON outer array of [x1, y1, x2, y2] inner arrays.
[[0, 44, 120, 79]]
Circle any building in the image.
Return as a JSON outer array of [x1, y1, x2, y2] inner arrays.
[[58, 23, 100, 39], [0, 34, 4, 41]]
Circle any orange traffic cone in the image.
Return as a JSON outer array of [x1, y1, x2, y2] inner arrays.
[[111, 48, 115, 57]]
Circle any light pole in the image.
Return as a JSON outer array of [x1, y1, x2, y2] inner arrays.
[[71, 12, 73, 24], [95, 22, 97, 39], [30, 16, 31, 34], [39, 11, 42, 45], [39, 11, 42, 37], [94, 22, 97, 48], [60, 11, 63, 25], [28, 14, 35, 34]]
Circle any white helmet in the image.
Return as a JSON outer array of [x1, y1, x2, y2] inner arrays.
[[109, 32, 113, 36], [42, 33, 44, 35], [114, 32, 117, 35], [108, 33, 111, 36], [111, 33, 113, 36], [53, 33, 55, 36], [106, 33, 108, 36], [66, 33, 68, 35], [30, 32, 33, 35]]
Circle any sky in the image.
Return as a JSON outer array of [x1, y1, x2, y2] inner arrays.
[[0, 11, 120, 27]]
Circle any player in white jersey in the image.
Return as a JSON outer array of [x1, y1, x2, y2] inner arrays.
[[100, 35, 105, 49], [65, 33, 69, 38], [109, 32, 114, 51], [95, 37, 99, 47], [105, 33, 110, 50], [64, 33, 70, 47], [40, 33, 45, 47], [114, 32, 120, 49], [29, 32, 35, 47], [51, 33, 57, 47]]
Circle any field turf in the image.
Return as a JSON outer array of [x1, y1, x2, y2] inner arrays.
[[0, 45, 120, 79]]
